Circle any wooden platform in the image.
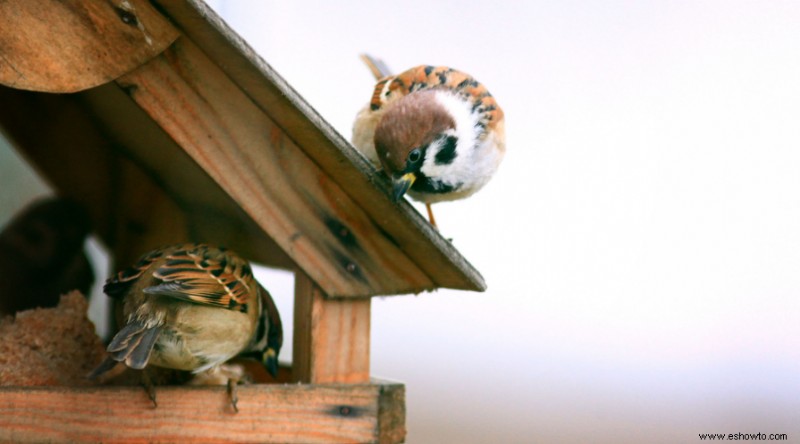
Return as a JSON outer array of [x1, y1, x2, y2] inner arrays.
[[0, 380, 405, 443]]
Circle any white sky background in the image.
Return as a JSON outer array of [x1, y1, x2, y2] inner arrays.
[[203, 1, 800, 442]]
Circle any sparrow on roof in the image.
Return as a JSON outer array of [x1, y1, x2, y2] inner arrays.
[[352, 62, 505, 228]]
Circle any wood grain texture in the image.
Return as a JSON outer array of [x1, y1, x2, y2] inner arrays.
[[0, 381, 406, 443], [0, 0, 179, 93], [293, 272, 371, 384], [117, 38, 434, 297], [152, 0, 486, 293]]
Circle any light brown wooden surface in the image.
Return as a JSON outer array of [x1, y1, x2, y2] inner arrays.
[[117, 38, 434, 298], [293, 272, 371, 384], [0, 0, 179, 93], [0, 381, 406, 443]]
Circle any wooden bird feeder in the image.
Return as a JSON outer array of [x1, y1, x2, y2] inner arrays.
[[0, 0, 485, 442]]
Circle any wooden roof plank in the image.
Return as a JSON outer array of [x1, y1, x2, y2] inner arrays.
[[153, 0, 486, 292], [118, 38, 435, 297]]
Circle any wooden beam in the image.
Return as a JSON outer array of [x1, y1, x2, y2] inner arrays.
[[0, 0, 178, 93], [0, 381, 406, 443], [293, 272, 371, 384], [117, 37, 434, 297]]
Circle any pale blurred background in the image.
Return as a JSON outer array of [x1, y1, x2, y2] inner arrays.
[[2, 1, 799, 442]]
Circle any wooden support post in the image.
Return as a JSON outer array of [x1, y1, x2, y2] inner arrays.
[[293, 271, 371, 384]]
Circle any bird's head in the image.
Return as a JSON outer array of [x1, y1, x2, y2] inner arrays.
[[374, 90, 461, 201]]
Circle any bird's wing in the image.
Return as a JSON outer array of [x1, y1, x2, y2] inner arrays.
[[145, 245, 255, 313], [103, 248, 165, 298]]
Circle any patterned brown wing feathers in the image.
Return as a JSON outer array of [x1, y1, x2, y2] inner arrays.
[[103, 248, 164, 298], [146, 245, 254, 312]]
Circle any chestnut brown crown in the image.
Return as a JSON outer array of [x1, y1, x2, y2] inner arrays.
[[374, 90, 456, 177]]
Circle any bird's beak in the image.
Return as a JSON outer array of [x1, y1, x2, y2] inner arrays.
[[263, 348, 279, 378], [392, 173, 416, 201]]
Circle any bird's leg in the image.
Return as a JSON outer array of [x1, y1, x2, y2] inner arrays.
[[227, 378, 239, 413], [425, 203, 438, 229], [141, 369, 158, 408], [190, 363, 246, 413]]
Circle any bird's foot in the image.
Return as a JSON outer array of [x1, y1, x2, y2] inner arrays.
[[141, 370, 158, 408], [190, 363, 247, 413]]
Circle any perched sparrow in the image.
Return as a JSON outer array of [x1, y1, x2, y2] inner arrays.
[[352, 64, 505, 227], [0, 197, 94, 315], [89, 243, 282, 411]]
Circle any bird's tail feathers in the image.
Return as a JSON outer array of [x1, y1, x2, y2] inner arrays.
[[360, 54, 393, 79], [88, 320, 162, 379]]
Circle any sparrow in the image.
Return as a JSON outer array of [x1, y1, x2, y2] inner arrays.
[[352, 63, 505, 227], [89, 243, 283, 412], [0, 197, 94, 315]]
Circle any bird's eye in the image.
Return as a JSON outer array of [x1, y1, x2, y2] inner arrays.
[[408, 149, 422, 164]]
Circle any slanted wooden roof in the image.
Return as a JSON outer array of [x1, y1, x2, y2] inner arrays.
[[0, 0, 485, 297]]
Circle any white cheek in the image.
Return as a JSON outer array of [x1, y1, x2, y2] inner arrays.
[[420, 92, 481, 185]]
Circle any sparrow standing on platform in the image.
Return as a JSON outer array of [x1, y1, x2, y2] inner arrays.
[[352, 62, 505, 228], [90, 243, 282, 412]]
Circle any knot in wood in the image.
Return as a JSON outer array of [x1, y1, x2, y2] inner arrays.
[[114, 7, 139, 26]]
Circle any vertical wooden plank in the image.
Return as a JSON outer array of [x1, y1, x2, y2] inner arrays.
[[293, 271, 371, 384]]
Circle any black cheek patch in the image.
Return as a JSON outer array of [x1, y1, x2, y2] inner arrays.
[[411, 172, 459, 195], [434, 136, 458, 165]]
